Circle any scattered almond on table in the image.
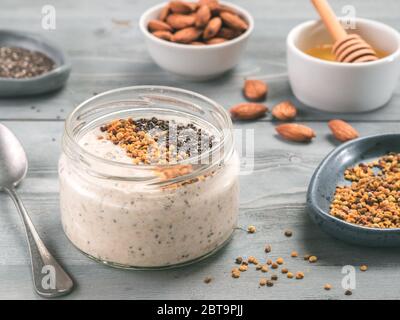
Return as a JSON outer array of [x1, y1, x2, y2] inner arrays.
[[243, 79, 268, 101], [328, 119, 359, 142], [276, 123, 316, 142], [229, 103, 268, 120], [148, 0, 248, 45]]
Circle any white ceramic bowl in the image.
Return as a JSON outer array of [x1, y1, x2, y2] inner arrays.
[[287, 18, 400, 113], [139, 1, 254, 80]]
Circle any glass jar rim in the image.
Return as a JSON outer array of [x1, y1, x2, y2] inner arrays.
[[63, 86, 235, 182]]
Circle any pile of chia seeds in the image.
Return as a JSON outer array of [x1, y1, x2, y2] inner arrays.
[[0, 46, 55, 79]]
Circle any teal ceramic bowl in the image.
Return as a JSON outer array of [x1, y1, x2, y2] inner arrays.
[[307, 134, 400, 247]]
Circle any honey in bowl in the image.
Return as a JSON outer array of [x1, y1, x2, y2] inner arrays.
[[305, 44, 388, 62]]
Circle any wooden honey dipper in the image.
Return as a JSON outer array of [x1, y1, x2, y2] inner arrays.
[[311, 0, 378, 63]]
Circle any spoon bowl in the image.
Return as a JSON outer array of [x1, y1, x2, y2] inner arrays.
[[0, 123, 28, 188], [0, 123, 73, 297]]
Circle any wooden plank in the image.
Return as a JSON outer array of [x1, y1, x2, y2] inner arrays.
[[1, 120, 400, 299], [0, 0, 399, 121]]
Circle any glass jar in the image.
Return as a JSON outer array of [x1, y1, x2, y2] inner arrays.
[[59, 86, 239, 269]]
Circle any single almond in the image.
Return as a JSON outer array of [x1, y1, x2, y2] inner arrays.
[[220, 12, 248, 31], [169, 1, 195, 14], [229, 103, 268, 120], [276, 124, 316, 142], [328, 120, 359, 142], [272, 101, 297, 121], [148, 19, 172, 32], [172, 27, 202, 43], [159, 5, 170, 21], [152, 30, 173, 41], [198, 0, 219, 12], [203, 17, 222, 40], [206, 37, 226, 45], [167, 14, 195, 29], [195, 5, 211, 28], [217, 27, 241, 40], [243, 79, 268, 101]]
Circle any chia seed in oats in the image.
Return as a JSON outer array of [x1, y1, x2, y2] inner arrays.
[[0, 47, 55, 79]]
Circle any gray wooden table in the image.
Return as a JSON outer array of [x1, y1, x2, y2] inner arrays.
[[1, 0, 400, 300]]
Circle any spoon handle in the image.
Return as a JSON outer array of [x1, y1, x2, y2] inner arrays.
[[6, 188, 74, 298]]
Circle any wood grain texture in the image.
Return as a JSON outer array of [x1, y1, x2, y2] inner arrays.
[[0, 0, 400, 300]]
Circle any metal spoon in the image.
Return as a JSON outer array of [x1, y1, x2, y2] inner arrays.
[[0, 123, 73, 298]]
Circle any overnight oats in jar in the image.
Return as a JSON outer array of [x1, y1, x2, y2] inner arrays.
[[59, 86, 239, 269]]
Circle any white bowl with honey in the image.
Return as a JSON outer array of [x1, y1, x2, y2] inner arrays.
[[287, 18, 400, 113]]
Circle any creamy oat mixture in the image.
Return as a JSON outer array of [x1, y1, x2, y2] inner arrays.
[[59, 117, 239, 268]]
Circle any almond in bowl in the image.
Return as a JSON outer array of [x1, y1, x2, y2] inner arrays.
[[147, 0, 249, 45], [139, 0, 254, 80]]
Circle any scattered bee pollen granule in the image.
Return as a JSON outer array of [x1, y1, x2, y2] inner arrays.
[[295, 272, 305, 279], [276, 257, 284, 265], [291, 251, 298, 257], [248, 256, 257, 264], [261, 265, 269, 273], [203, 277, 212, 284], [259, 278, 267, 286], [330, 153, 400, 229], [360, 265, 368, 272], [287, 272, 294, 279], [309, 256, 318, 263], [284, 230, 293, 237], [281, 268, 288, 274], [345, 290, 353, 296], [247, 225, 256, 233], [239, 264, 248, 272], [324, 283, 332, 291]]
